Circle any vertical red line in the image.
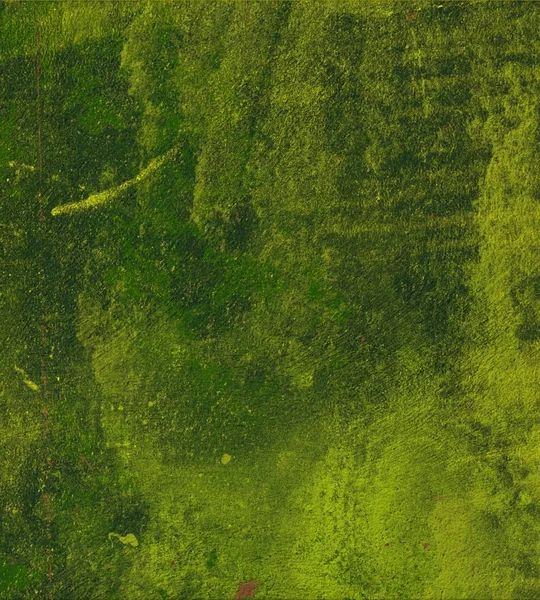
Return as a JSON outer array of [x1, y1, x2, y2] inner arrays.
[[35, 9, 53, 599], [36, 20, 44, 222]]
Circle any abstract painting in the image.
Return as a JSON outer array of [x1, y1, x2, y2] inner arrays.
[[1, 1, 539, 598]]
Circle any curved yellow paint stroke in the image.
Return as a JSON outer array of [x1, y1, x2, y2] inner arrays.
[[14, 366, 40, 392], [51, 146, 180, 216]]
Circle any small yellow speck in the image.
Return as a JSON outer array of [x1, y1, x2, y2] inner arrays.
[[221, 453, 232, 465]]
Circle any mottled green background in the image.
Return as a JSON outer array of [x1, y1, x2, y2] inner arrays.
[[1, 1, 539, 598]]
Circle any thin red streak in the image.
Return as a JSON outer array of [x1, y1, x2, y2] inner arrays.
[[41, 358, 48, 387], [36, 22, 44, 222], [80, 456, 95, 472], [36, 10, 53, 596]]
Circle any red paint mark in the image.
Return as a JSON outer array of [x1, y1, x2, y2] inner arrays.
[[36, 11, 53, 597], [80, 456, 95, 472], [41, 400, 50, 436], [35, 15, 44, 222], [423, 542, 430, 549], [406, 11, 417, 22], [40, 325, 47, 346], [426, 495, 452, 502], [42, 493, 54, 528], [236, 580, 259, 599], [360, 337, 365, 343], [41, 358, 48, 387]]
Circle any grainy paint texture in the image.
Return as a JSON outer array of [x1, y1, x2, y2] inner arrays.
[[1, 1, 539, 599]]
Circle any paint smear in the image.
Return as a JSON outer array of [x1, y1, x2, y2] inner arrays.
[[14, 366, 40, 392], [236, 580, 259, 599], [108, 532, 139, 547]]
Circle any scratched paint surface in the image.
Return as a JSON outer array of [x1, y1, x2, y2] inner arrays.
[[1, 1, 540, 599]]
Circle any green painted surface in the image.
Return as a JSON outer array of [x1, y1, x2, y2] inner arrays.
[[1, 1, 539, 598]]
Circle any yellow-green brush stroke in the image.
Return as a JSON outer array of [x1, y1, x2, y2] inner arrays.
[[14, 366, 40, 392], [108, 532, 139, 547], [51, 146, 180, 216]]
